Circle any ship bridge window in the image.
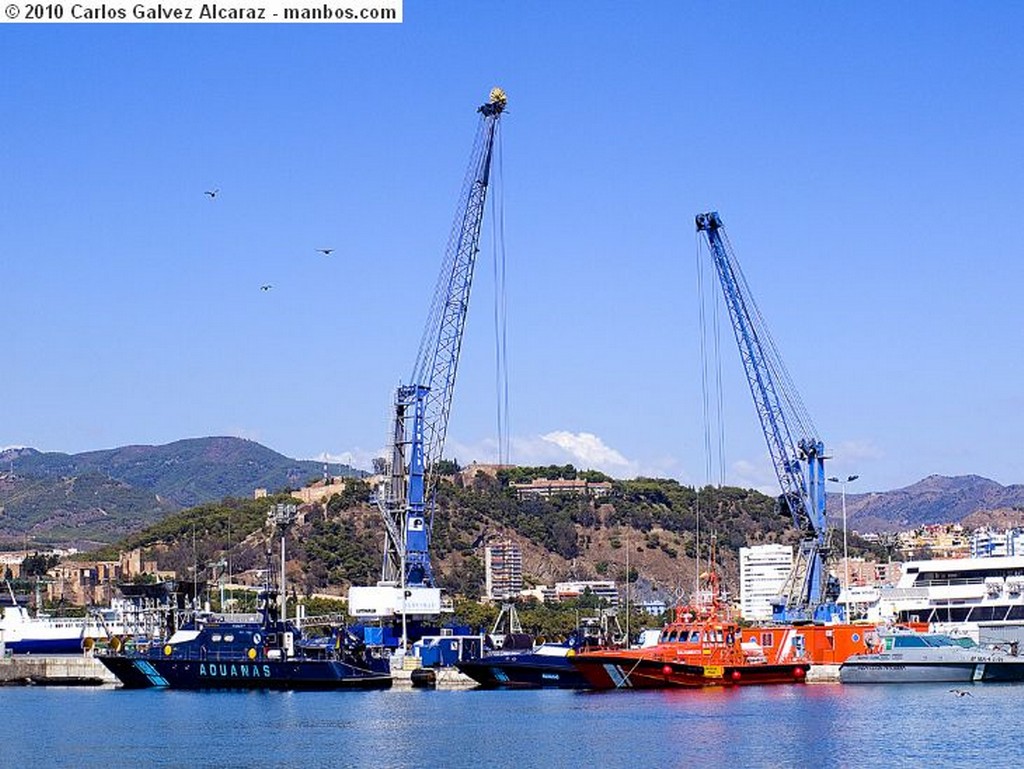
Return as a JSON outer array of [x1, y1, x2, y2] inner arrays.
[[968, 607, 993, 622], [667, 630, 679, 642], [893, 636, 928, 648], [761, 633, 774, 647]]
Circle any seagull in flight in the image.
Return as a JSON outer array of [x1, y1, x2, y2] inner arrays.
[[949, 689, 972, 696], [260, 284, 272, 291], [316, 248, 334, 255], [204, 188, 220, 199]]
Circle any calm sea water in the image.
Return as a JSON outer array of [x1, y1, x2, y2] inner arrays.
[[2, 682, 1021, 768]]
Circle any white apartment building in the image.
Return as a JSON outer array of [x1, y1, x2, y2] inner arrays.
[[484, 540, 523, 601], [971, 528, 1024, 558], [739, 544, 793, 621]]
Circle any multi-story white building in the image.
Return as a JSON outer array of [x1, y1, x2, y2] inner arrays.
[[739, 544, 793, 621], [970, 528, 1024, 558], [484, 540, 523, 601], [553, 580, 619, 607]]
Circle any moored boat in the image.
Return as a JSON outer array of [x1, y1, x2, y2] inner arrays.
[[456, 640, 587, 689], [839, 627, 1024, 684], [99, 508, 391, 691], [0, 589, 159, 655], [455, 608, 621, 689], [99, 592, 392, 690], [571, 573, 809, 690], [0, 604, 108, 655]]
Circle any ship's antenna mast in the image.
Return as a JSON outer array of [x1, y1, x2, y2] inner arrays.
[[268, 503, 297, 623]]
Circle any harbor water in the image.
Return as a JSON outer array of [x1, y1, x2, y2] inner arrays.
[[3, 683, 1020, 768]]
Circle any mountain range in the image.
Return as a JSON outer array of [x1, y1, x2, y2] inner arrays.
[[838, 474, 1024, 533], [1, 436, 1022, 550], [0, 437, 363, 548]]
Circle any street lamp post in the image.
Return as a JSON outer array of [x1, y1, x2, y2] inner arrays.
[[828, 474, 859, 616]]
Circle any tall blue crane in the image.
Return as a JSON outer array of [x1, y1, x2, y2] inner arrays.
[[376, 88, 507, 592], [696, 211, 841, 622]]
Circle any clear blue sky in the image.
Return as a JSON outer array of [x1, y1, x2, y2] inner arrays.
[[2, 2, 1023, 495]]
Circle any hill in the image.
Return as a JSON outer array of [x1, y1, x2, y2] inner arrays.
[[86, 469, 808, 601], [0, 437, 363, 549]]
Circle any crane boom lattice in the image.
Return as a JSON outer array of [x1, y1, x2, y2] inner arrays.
[[696, 211, 840, 622]]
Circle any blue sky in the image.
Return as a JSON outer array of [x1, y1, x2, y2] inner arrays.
[[2, 2, 1023, 495]]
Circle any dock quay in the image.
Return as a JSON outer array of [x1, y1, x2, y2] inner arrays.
[[0, 654, 839, 688], [806, 664, 840, 683], [0, 653, 476, 689], [0, 654, 118, 686]]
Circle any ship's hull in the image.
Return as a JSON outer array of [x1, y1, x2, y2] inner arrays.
[[840, 656, 1024, 684], [456, 654, 586, 689], [572, 654, 809, 690], [99, 654, 392, 690], [1, 606, 118, 655], [3, 637, 91, 655], [839, 660, 978, 684]]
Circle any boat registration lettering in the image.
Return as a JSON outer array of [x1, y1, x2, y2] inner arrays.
[[703, 665, 724, 678], [199, 663, 272, 678]]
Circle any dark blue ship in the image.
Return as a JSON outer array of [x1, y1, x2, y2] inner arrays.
[[455, 609, 622, 689], [100, 503, 391, 691], [455, 634, 587, 689], [99, 590, 392, 691]]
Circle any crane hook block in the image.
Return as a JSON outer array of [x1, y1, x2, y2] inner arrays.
[[480, 87, 508, 116]]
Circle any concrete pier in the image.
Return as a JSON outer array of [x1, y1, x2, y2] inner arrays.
[[807, 664, 841, 683], [0, 654, 118, 686], [391, 666, 477, 689]]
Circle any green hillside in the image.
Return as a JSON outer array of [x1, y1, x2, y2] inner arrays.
[[86, 467, 857, 602]]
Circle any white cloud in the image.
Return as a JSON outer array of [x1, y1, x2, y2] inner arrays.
[[540, 431, 631, 470], [730, 456, 778, 496], [337, 431, 688, 481], [827, 439, 884, 481], [309, 448, 384, 473], [447, 432, 640, 477]]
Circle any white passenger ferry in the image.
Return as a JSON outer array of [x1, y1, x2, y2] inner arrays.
[[864, 555, 1024, 646]]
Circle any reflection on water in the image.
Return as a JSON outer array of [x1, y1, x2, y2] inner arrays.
[[4, 682, 1019, 768]]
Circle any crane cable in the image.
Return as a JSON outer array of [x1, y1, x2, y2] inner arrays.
[[695, 229, 729, 602], [694, 230, 709, 601], [696, 232, 727, 489], [489, 123, 511, 466]]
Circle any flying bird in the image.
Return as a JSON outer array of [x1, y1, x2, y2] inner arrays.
[[260, 284, 272, 291], [316, 248, 334, 255], [204, 188, 220, 198]]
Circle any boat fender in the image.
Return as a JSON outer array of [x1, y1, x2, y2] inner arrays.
[[662, 664, 672, 676], [82, 637, 95, 651], [731, 670, 742, 682], [792, 666, 805, 680], [248, 648, 257, 660], [164, 645, 172, 656], [110, 637, 122, 652]]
